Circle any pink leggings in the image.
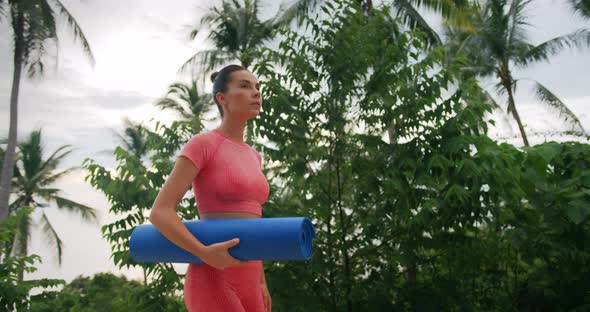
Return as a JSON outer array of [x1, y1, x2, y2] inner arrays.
[[184, 260, 265, 312]]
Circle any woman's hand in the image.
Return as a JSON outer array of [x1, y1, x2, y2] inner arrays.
[[199, 238, 249, 269], [261, 282, 272, 312]]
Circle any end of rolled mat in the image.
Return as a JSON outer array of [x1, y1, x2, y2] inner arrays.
[[129, 224, 148, 262], [300, 217, 316, 259]]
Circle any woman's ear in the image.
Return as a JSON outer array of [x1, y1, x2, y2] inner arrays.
[[215, 92, 225, 107]]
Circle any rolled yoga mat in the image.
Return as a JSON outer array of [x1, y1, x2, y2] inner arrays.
[[129, 217, 316, 264]]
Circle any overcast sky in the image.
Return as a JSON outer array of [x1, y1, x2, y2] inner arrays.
[[0, 0, 588, 287]]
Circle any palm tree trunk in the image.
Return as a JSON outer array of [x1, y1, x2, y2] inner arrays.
[[504, 79, 530, 147], [15, 212, 29, 282], [0, 34, 24, 224]]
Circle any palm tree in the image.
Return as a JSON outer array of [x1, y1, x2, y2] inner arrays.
[[114, 118, 150, 160], [443, 0, 588, 146], [99, 118, 153, 286], [7, 129, 97, 281], [155, 79, 213, 134], [99, 118, 150, 162], [180, 0, 280, 75], [274, 0, 469, 46], [0, 0, 95, 222]]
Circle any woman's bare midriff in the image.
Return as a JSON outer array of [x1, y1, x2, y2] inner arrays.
[[199, 212, 260, 220]]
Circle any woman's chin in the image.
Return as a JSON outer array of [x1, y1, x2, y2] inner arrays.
[[247, 111, 260, 119]]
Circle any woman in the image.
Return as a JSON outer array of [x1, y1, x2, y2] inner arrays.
[[149, 64, 271, 312]]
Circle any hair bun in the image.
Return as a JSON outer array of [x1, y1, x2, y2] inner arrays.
[[210, 71, 219, 83]]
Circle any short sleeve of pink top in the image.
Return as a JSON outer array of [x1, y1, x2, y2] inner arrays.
[[178, 129, 270, 216]]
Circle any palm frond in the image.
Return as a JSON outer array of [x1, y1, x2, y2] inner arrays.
[[270, 0, 322, 27], [566, 0, 590, 19], [40, 211, 64, 265], [183, 0, 276, 76], [393, 0, 441, 45], [155, 98, 188, 117], [178, 49, 233, 77], [407, 0, 470, 18], [22, 0, 58, 78], [53, 196, 98, 224], [18, 129, 74, 187], [39, 167, 78, 187], [520, 28, 590, 66], [48, 0, 95, 65], [156, 81, 211, 122], [533, 81, 585, 134], [507, 0, 532, 49], [19, 130, 45, 179], [473, 82, 514, 132], [35, 145, 75, 179], [110, 117, 149, 158], [0, 1, 5, 21], [34, 188, 60, 202], [443, 16, 496, 77], [473, 82, 503, 111]]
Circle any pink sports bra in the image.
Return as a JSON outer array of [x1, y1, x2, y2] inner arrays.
[[178, 129, 270, 216]]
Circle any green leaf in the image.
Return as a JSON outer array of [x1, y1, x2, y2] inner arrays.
[[565, 199, 590, 224]]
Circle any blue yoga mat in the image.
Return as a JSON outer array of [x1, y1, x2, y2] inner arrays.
[[129, 217, 316, 263]]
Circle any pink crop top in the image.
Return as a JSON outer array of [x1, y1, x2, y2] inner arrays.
[[178, 129, 270, 216]]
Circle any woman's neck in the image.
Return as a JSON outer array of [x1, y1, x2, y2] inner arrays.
[[217, 119, 246, 144]]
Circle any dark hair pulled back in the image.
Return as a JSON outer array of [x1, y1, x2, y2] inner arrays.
[[210, 64, 247, 118]]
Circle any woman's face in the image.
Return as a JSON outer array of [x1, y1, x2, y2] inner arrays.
[[217, 70, 262, 121]]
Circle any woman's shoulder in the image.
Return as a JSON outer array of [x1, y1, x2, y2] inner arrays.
[[187, 129, 223, 145], [180, 130, 225, 156], [178, 130, 225, 170]]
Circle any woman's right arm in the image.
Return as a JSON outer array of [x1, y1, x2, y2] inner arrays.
[[149, 156, 208, 258], [148, 156, 247, 269]]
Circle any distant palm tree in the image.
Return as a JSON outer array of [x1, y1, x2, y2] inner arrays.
[[0, 0, 95, 222], [443, 0, 588, 146], [100, 118, 154, 286], [155, 79, 213, 134], [114, 118, 150, 160], [7, 129, 97, 281], [99, 117, 150, 161], [181, 0, 281, 75]]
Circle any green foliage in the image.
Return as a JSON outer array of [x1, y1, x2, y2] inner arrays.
[[511, 142, 590, 311], [8, 129, 98, 268], [0, 207, 64, 311], [78, 1, 590, 310], [83, 121, 195, 312], [251, 0, 590, 310], [28, 272, 184, 312]]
